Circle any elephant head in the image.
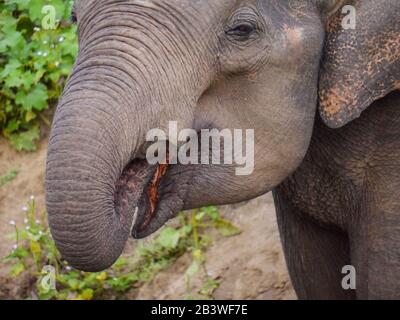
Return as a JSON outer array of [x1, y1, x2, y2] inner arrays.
[[319, 0, 400, 128], [46, 0, 345, 272]]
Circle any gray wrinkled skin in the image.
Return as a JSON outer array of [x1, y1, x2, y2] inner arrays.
[[46, 0, 400, 299], [47, 0, 331, 272], [276, 0, 400, 299]]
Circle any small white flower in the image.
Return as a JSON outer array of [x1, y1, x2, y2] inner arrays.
[[9, 220, 16, 226], [34, 27, 41, 32], [43, 40, 48, 45], [12, 244, 18, 250], [51, 44, 55, 49], [37, 51, 43, 56], [24, 218, 29, 224], [30, 195, 35, 201], [38, 231, 44, 236], [22, 206, 28, 212], [25, 226, 30, 231], [55, 61, 60, 67], [35, 219, 41, 224], [58, 36, 65, 43], [43, 52, 48, 57], [66, 266, 72, 271]]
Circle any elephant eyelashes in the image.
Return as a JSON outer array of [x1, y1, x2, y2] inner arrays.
[[225, 6, 262, 44], [226, 23, 256, 38], [225, 22, 257, 42]]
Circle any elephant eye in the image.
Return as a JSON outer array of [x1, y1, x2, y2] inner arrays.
[[226, 22, 257, 40]]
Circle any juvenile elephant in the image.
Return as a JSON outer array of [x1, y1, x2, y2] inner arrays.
[[45, 0, 399, 299]]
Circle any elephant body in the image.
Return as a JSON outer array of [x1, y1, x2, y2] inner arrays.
[[275, 91, 400, 299], [45, 0, 400, 299]]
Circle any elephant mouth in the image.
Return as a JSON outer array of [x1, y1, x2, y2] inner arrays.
[[114, 153, 182, 240]]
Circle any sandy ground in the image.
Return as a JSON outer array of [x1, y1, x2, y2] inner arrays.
[[0, 137, 295, 300]]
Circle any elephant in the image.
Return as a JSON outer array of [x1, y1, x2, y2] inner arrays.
[[45, 0, 399, 299], [274, 0, 400, 299]]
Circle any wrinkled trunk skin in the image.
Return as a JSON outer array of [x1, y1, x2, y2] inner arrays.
[[45, 16, 212, 271], [319, 0, 400, 128], [46, 83, 142, 271], [45, 2, 214, 272], [46, 58, 197, 271]]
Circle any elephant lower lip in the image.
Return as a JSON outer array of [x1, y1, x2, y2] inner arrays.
[[114, 159, 157, 228], [114, 152, 173, 239]]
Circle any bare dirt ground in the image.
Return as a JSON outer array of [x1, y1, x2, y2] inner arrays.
[[0, 137, 295, 300]]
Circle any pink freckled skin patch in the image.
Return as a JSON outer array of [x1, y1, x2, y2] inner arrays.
[[283, 25, 304, 48], [281, 25, 306, 65]]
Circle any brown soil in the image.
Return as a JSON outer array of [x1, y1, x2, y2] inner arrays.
[[0, 137, 295, 300]]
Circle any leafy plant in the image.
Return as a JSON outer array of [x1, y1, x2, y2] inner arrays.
[[0, 0, 78, 151], [0, 168, 18, 186], [2, 197, 241, 300]]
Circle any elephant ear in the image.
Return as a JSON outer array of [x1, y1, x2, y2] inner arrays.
[[319, 0, 400, 128]]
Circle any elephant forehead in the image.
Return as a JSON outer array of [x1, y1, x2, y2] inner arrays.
[[75, 0, 235, 25]]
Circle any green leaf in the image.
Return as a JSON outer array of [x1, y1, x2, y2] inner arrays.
[[192, 249, 204, 262], [113, 257, 127, 269], [25, 110, 37, 122], [79, 288, 94, 300], [204, 207, 220, 220], [9, 126, 40, 152], [10, 262, 25, 277], [4, 119, 20, 134], [15, 84, 48, 111], [13, 0, 31, 11], [157, 228, 181, 249], [7, 247, 29, 260], [214, 219, 241, 237], [30, 240, 41, 261], [198, 279, 220, 297], [95, 272, 108, 281], [0, 169, 18, 187], [67, 278, 79, 290], [0, 59, 22, 78], [21, 71, 35, 90]]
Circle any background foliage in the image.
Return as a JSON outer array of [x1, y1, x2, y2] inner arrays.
[[0, 0, 247, 301], [3, 198, 240, 300], [0, 0, 77, 151]]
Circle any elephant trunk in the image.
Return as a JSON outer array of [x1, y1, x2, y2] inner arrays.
[[45, 7, 215, 271], [46, 71, 155, 271]]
